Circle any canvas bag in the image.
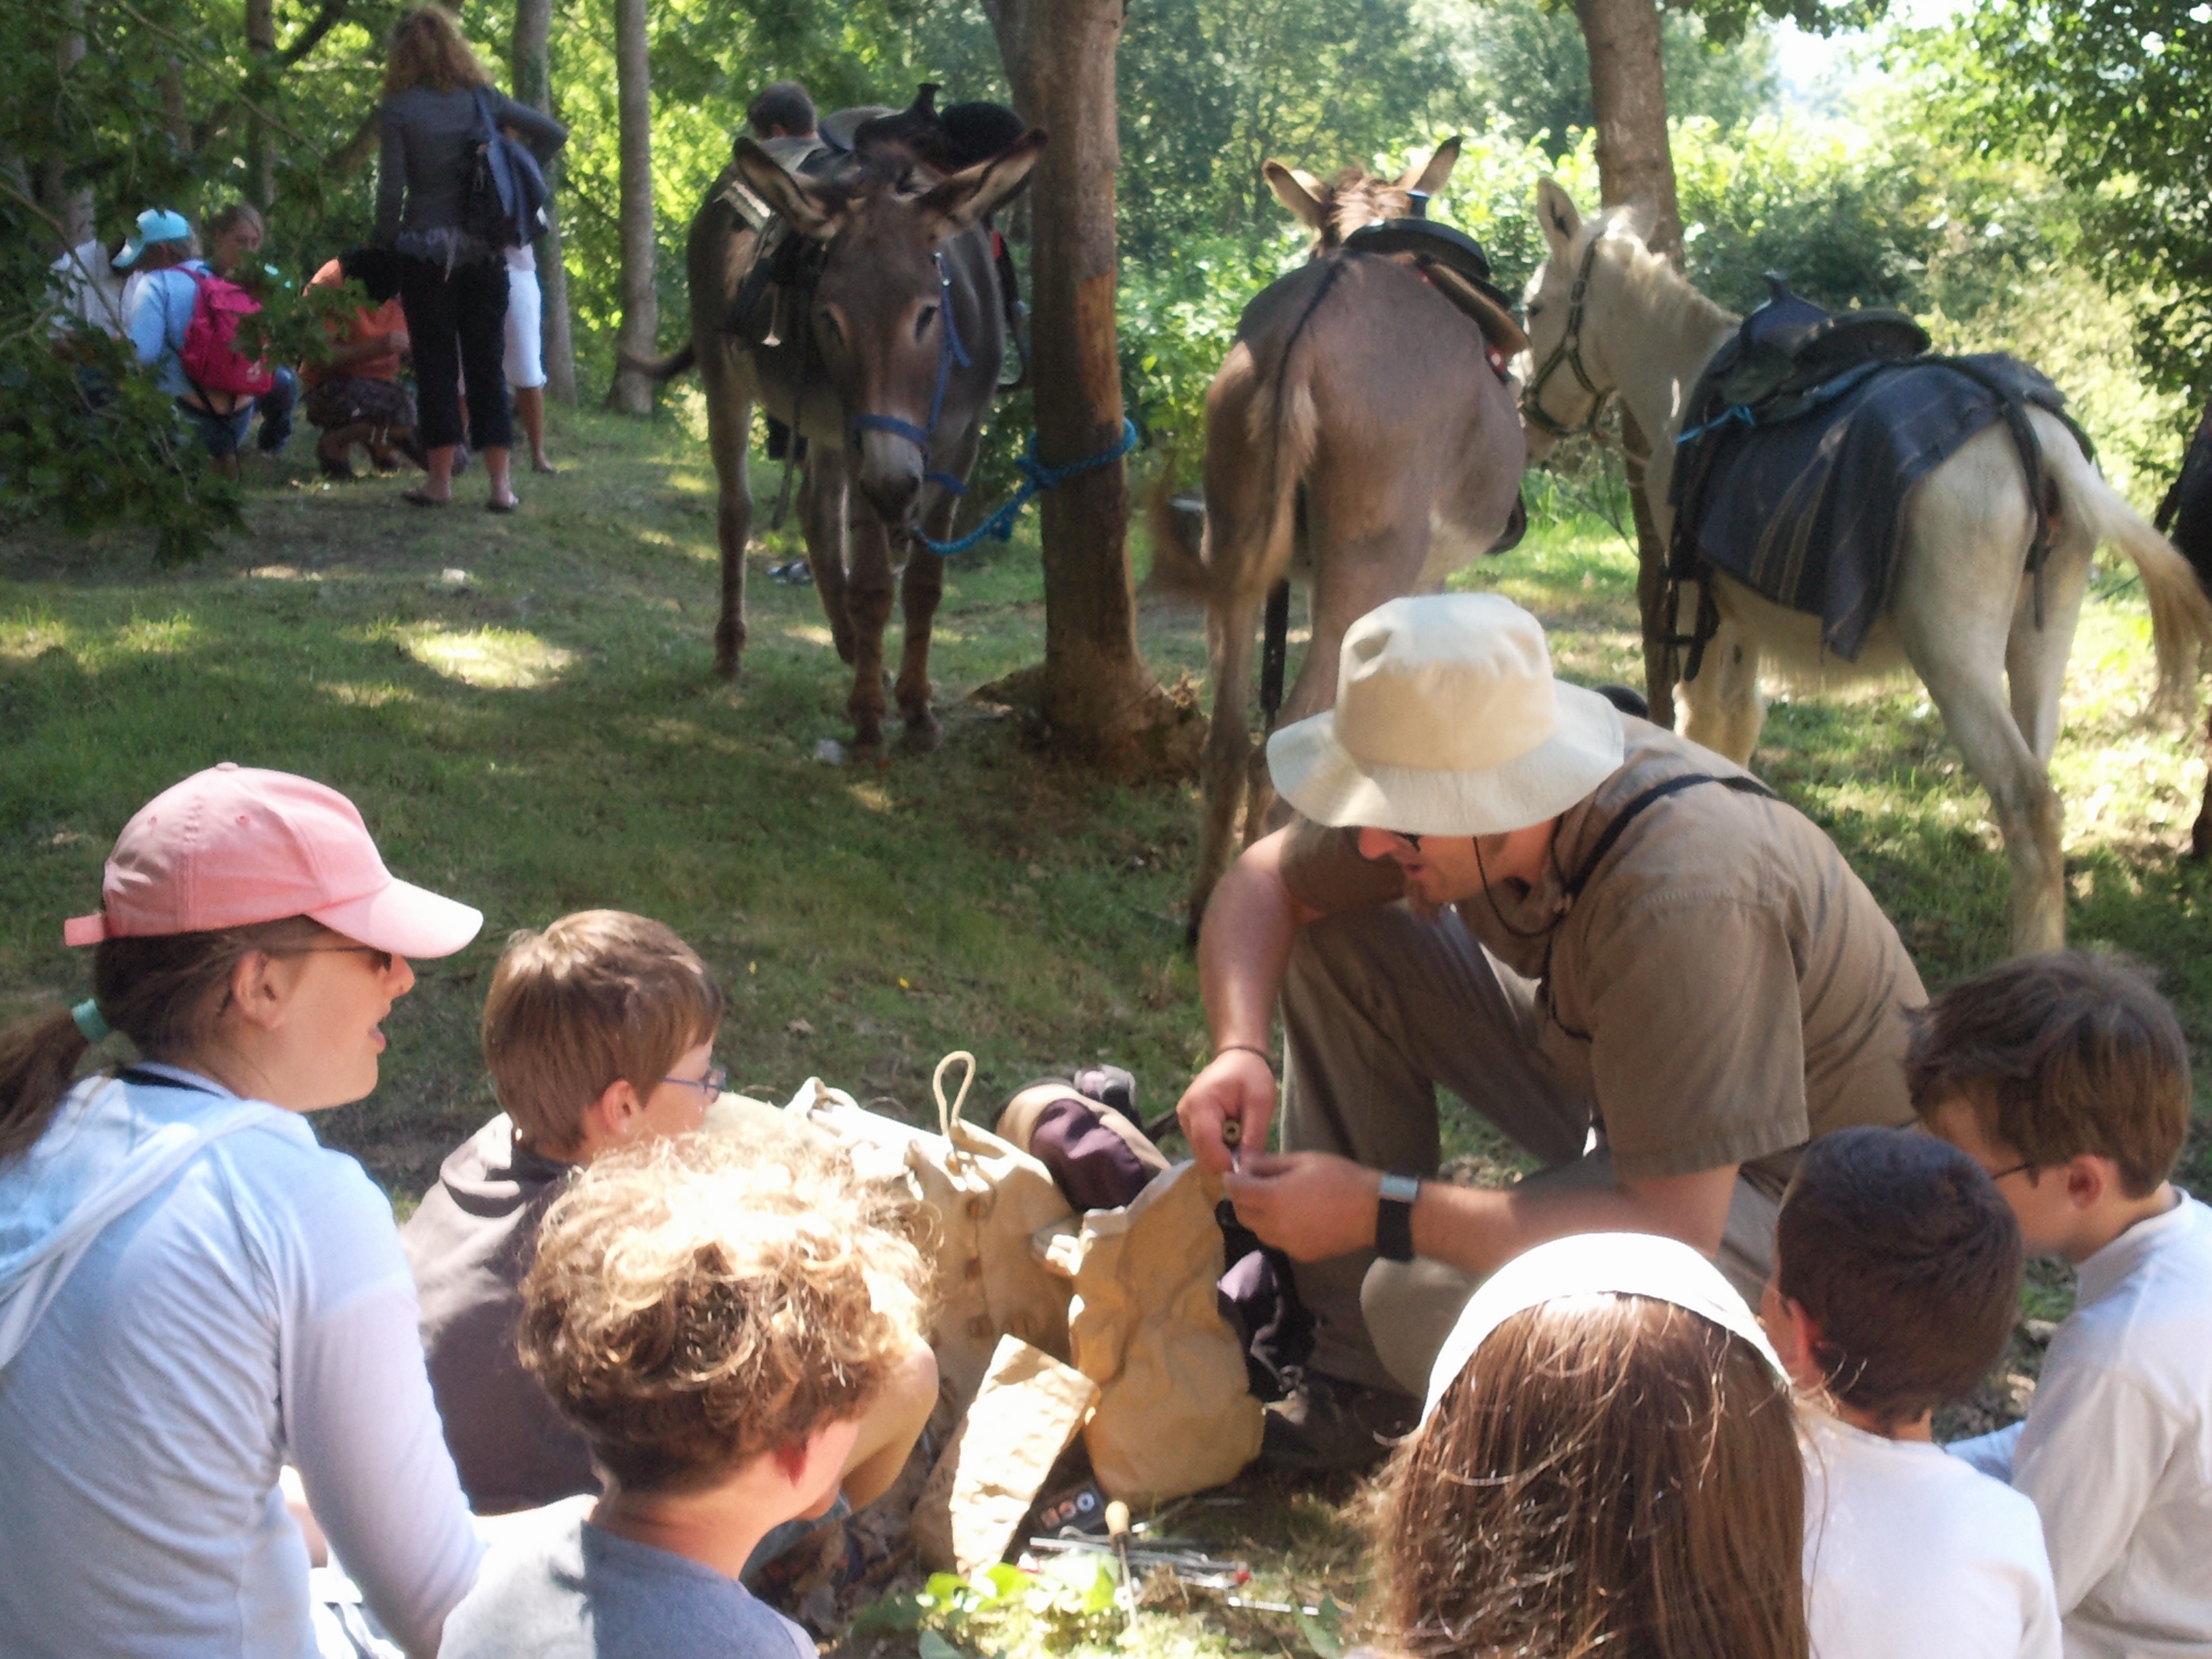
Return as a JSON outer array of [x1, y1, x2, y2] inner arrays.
[[180, 270, 275, 401], [1038, 1160, 1264, 1502], [909, 1334, 1098, 1575], [782, 1053, 1076, 1416]]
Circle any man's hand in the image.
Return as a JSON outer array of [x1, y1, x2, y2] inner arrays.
[[1176, 1048, 1277, 1176], [1222, 1151, 1381, 1261]]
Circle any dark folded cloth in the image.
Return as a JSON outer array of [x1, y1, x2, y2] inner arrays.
[[1027, 1095, 1160, 1212], [1680, 353, 2068, 661]]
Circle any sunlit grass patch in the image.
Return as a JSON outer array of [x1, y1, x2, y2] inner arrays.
[[392, 625, 577, 690]]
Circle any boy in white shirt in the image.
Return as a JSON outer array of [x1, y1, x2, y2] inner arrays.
[[1764, 1125, 2061, 1659], [1912, 951, 2211, 1659]]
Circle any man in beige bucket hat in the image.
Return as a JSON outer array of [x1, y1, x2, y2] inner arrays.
[[1176, 593, 1925, 1471]]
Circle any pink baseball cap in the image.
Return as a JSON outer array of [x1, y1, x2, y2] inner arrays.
[[63, 762, 483, 958]]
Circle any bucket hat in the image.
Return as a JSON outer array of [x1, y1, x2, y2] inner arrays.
[[1267, 593, 1624, 836], [63, 762, 482, 959], [112, 208, 194, 270], [1422, 1231, 1787, 1427]]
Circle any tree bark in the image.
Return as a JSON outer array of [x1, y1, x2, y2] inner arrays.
[[512, 0, 577, 403], [245, 0, 276, 209], [1576, 0, 1681, 722], [38, 5, 94, 247], [605, 0, 656, 415], [985, 0, 1184, 767]]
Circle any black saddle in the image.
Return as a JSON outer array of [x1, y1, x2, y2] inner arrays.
[[1687, 274, 1931, 433], [1340, 216, 1526, 357]]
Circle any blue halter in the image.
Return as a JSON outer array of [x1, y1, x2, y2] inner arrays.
[[849, 250, 972, 496]]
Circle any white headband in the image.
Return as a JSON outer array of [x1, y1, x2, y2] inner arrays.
[[1422, 1232, 1788, 1426]]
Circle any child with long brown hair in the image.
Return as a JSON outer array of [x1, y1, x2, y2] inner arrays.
[[1372, 1233, 1807, 1659], [0, 764, 487, 1658]]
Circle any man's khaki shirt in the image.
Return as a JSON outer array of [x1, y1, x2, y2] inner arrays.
[[1279, 720, 1925, 1189]]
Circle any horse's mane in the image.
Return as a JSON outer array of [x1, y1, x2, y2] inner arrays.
[[1577, 205, 1738, 340]]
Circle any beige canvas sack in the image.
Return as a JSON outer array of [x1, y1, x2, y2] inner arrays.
[[1038, 1160, 1264, 1502], [782, 1053, 1076, 1416], [909, 1335, 1099, 1574]]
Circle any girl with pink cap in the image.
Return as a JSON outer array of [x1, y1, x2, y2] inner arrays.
[[0, 764, 487, 1658]]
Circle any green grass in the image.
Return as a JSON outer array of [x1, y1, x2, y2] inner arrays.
[[4, 396, 2208, 1654]]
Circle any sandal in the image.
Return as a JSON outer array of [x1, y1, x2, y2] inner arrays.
[[403, 489, 451, 508], [487, 496, 520, 514]]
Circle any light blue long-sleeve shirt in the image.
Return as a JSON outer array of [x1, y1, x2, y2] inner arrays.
[[126, 262, 210, 398]]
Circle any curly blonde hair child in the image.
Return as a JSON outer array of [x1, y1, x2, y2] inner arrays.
[[518, 1129, 932, 1492]]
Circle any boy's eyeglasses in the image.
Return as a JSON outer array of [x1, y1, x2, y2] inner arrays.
[[661, 1065, 729, 1098], [1985, 1158, 2039, 1183]]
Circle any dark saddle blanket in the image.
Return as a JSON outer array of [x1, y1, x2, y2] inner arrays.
[[1671, 281, 2073, 661]]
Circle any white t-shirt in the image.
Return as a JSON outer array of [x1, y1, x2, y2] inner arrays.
[[47, 238, 128, 337], [1803, 1410, 2060, 1659], [1948, 1193, 2212, 1659], [0, 1067, 483, 1658]]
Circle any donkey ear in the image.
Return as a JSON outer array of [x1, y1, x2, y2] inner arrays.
[[1535, 176, 1582, 256], [1264, 161, 1328, 231], [1401, 136, 1462, 196], [921, 127, 1047, 234], [733, 138, 841, 238]]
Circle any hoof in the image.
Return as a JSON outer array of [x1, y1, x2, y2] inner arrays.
[[898, 713, 944, 754], [849, 721, 886, 758]]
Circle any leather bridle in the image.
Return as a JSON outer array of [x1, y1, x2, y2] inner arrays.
[[1521, 234, 1611, 441]]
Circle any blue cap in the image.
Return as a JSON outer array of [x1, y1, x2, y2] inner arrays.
[[113, 208, 194, 270]]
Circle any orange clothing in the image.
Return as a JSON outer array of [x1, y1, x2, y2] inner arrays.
[[304, 259, 405, 388]]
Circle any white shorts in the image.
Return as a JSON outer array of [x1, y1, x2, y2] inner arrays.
[[503, 264, 545, 390]]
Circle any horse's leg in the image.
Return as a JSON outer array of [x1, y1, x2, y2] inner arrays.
[[1676, 612, 1765, 764], [1189, 592, 1263, 938], [2004, 534, 2093, 766], [701, 347, 752, 678], [895, 543, 947, 752], [1893, 441, 2065, 954], [800, 453, 856, 666], [842, 495, 897, 754]]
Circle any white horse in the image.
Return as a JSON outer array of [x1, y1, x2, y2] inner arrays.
[[1519, 179, 2212, 955]]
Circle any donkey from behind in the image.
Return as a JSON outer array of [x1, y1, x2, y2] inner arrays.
[[1520, 179, 2212, 954], [640, 117, 1042, 753], [1153, 140, 1528, 931]]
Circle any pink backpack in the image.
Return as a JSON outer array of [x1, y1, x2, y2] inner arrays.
[[180, 269, 275, 399]]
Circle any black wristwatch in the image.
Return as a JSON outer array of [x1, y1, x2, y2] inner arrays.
[[1375, 1172, 1420, 1263]]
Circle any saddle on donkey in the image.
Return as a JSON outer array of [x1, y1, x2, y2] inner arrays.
[[1666, 276, 2088, 671], [715, 85, 1028, 393]]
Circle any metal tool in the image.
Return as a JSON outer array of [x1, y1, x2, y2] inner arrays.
[[1221, 1115, 1243, 1174], [1105, 1500, 1136, 1626]]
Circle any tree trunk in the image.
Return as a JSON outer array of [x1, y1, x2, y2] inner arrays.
[[986, 0, 1184, 767], [1576, 0, 1681, 722], [245, 0, 276, 209], [511, 0, 577, 403], [38, 7, 94, 247], [605, 0, 655, 415]]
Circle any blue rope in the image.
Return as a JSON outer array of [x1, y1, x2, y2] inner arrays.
[[1674, 404, 1755, 447], [918, 418, 1140, 557]]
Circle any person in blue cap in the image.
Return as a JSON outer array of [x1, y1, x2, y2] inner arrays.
[[118, 207, 287, 473]]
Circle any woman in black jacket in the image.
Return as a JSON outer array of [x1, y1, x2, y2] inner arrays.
[[377, 7, 565, 511]]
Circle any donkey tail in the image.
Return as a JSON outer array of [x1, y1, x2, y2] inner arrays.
[[2040, 411, 2212, 724], [617, 342, 698, 382]]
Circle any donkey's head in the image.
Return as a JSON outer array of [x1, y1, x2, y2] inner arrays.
[[1262, 138, 1462, 256], [735, 122, 1045, 528]]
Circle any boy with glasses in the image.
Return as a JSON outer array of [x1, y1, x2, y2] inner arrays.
[[404, 911, 935, 1553], [1910, 951, 2210, 1659]]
